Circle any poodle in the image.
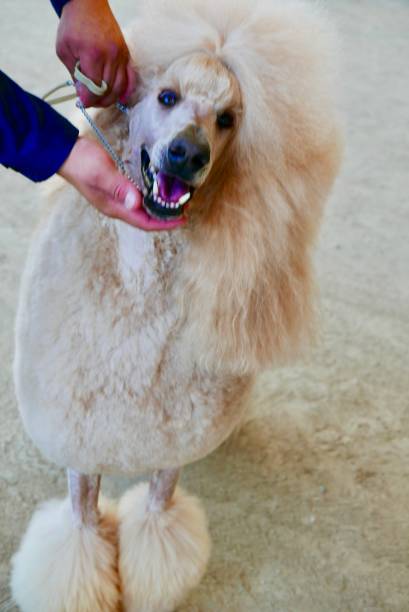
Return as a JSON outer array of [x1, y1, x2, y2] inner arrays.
[[11, 0, 342, 610]]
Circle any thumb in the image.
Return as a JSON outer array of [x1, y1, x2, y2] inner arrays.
[[108, 173, 143, 211], [102, 164, 186, 232]]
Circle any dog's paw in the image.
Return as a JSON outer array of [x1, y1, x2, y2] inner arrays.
[[11, 497, 120, 612], [118, 482, 211, 612]]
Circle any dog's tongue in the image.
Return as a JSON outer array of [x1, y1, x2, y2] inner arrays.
[[157, 172, 190, 203]]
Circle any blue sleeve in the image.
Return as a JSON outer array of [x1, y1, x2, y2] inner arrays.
[[0, 70, 79, 182], [50, 0, 71, 17]]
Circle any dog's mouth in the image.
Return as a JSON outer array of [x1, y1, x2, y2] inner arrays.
[[140, 147, 193, 220]]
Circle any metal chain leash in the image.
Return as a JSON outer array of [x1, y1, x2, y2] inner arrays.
[[74, 98, 131, 179], [42, 66, 135, 184]]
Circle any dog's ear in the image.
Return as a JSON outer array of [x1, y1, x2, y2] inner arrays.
[[122, 61, 147, 108], [180, 131, 341, 374], [178, 1, 343, 373]]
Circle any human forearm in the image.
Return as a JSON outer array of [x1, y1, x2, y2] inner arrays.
[[0, 70, 79, 181]]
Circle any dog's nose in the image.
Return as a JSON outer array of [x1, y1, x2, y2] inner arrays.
[[168, 139, 210, 171], [167, 128, 210, 180]]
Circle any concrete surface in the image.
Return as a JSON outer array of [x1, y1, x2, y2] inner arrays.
[[1, 1, 409, 610]]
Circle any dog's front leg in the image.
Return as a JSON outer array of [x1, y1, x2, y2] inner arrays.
[[118, 467, 211, 612], [11, 469, 120, 612]]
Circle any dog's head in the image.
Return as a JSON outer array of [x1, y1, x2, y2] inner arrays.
[[129, 53, 241, 221], [121, 0, 343, 371]]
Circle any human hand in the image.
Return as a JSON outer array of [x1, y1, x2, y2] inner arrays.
[[56, 0, 136, 108], [58, 137, 186, 231]]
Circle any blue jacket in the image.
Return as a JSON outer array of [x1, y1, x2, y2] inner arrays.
[[50, 0, 71, 17], [0, 0, 77, 182]]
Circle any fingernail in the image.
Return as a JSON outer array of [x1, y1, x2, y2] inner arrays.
[[124, 191, 136, 210]]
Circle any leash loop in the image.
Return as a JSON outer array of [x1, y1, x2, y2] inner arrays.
[[73, 61, 108, 96], [42, 80, 77, 105], [43, 62, 108, 104]]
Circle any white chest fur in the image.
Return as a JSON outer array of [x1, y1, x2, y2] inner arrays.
[[116, 221, 157, 291], [14, 200, 250, 475]]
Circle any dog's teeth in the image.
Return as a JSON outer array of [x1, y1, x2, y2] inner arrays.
[[178, 192, 191, 205], [143, 187, 148, 196], [153, 180, 158, 197]]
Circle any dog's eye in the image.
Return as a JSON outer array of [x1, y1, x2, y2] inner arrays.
[[158, 90, 178, 107], [217, 111, 234, 129]]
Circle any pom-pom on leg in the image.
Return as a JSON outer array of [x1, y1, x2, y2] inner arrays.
[[11, 472, 120, 612], [118, 469, 211, 612]]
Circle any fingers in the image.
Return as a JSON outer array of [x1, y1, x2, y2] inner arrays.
[[108, 178, 186, 232], [55, 0, 136, 108], [58, 40, 135, 107], [75, 51, 105, 107], [99, 63, 128, 108], [120, 62, 137, 104], [78, 49, 104, 87], [76, 57, 131, 108], [59, 137, 184, 232], [55, 39, 76, 75], [76, 41, 130, 108], [75, 82, 101, 107], [112, 203, 187, 232]]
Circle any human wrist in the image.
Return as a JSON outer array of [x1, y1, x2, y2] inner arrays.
[[57, 136, 84, 183]]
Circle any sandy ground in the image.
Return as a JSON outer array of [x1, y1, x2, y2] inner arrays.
[[1, 1, 409, 610]]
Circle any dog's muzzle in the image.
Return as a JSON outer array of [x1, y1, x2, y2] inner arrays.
[[140, 127, 210, 221]]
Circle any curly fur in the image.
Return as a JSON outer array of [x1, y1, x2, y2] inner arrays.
[[11, 498, 120, 612], [15, 0, 341, 476], [118, 483, 210, 612], [125, 0, 342, 373], [12, 1, 342, 609]]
